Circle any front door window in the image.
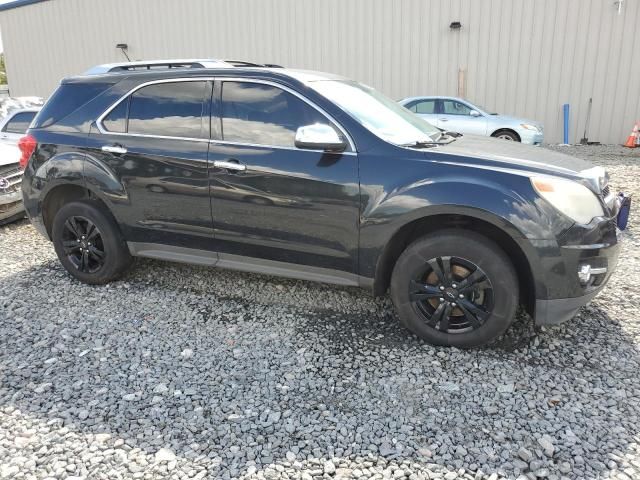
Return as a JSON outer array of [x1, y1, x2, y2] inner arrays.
[[220, 81, 339, 148]]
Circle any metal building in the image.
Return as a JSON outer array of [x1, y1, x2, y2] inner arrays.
[[0, 0, 638, 144]]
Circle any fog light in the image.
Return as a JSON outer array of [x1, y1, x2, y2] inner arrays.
[[578, 264, 607, 285]]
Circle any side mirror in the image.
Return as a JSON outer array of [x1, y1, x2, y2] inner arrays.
[[294, 124, 347, 152], [469, 110, 481, 117]]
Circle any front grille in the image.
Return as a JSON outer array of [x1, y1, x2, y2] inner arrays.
[[0, 163, 22, 195], [600, 183, 617, 214]]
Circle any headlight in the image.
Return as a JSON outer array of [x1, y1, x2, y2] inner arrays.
[[521, 123, 542, 133], [531, 176, 604, 224]]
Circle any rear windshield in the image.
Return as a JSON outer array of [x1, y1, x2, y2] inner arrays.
[[31, 82, 113, 128]]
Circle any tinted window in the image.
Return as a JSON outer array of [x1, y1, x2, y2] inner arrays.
[[33, 82, 114, 128], [442, 100, 473, 116], [221, 81, 331, 148], [3, 111, 36, 133], [127, 81, 207, 138], [102, 98, 127, 133]]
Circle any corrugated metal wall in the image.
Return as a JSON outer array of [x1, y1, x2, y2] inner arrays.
[[1, 0, 639, 144]]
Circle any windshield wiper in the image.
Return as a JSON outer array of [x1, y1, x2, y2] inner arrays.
[[401, 131, 461, 149], [440, 130, 463, 138], [401, 140, 439, 149]]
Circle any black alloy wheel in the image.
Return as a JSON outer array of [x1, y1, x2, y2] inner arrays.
[[52, 199, 132, 285], [61, 215, 106, 273], [390, 230, 518, 347], [409, 256, 494, 334]]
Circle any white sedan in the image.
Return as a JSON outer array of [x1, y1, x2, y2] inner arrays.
[[399, 96, 544, 145], [0, 98, 43, 224]]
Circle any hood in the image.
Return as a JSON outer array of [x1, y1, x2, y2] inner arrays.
[[0, 143, 20, 167], [430, 134, 591, 176], [425, 134, 607, 192], [490, 114, 541, 127]]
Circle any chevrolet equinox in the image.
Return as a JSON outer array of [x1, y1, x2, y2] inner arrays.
[[20, 59, 629, 347]]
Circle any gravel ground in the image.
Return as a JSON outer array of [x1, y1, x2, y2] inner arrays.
[[1, 145, 639, 480]]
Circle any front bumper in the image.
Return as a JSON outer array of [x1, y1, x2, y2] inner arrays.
[[0, 189, 25, 224], [533, 227, 622, 326], [535, 289, 601, 326], [519, 129, 544, 145]]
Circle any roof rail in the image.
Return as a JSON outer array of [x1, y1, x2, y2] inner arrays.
[[223, 60, 284, 68], [83, 59, 233, 75]]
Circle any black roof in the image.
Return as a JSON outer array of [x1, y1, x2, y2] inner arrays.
[[0, 0, 50, 13]]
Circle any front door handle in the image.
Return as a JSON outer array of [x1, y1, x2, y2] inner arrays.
[[102, 145, 127, 154], [213, 160, 246, 172], [439, 118, 449, 122]]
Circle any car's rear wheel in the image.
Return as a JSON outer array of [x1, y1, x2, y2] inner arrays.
[[52, 200, 132, 284], [492, 129, 520, 142], [390, 230, 518, 347]]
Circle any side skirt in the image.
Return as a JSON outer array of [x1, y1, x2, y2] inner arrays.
[[127, 242, 373, 289]]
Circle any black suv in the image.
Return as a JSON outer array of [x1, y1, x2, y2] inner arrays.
[[20, 59, 628, 347]]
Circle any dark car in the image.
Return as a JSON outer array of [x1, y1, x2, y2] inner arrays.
[[19, 59, 628, 347]]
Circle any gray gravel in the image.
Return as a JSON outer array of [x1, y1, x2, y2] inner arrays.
[[1, 145, 639, 480]]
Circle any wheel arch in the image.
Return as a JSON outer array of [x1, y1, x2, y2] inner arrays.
[[44, 151, 131, 236], [373, 212, 537, 317], [490, 128, 521, 141], [41, 184, 116, 239]]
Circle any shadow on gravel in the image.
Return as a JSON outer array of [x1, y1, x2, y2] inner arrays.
[[1, 259, 639, 479]]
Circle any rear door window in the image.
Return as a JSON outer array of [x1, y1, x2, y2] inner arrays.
[[100, 81, 209, 139], [411, 99, 436, 114], [127, 81, 208, 138], [3, 111, 36, 133]]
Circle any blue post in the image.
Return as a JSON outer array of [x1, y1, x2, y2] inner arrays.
[[563, 104, 570, 144]]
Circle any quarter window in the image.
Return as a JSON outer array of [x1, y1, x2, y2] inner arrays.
[[220, 81, 335, 148], [3, 111, 36, 134], [102, 81, 208, 138], [442, 100, 473, 116], [102, 99, 127, 133]]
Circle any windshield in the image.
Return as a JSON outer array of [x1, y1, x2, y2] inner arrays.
[[309, 80, 441, 145]]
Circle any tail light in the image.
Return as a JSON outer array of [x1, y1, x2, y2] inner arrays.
[[18, 134, 37, 170]]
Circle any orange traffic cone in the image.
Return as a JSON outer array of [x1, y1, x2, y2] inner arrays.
[[624, 122, 639, 148]]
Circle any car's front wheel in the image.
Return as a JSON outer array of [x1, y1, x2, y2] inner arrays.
[[390, 230, 518, 348], [51, 200, 132, 284], [492, 129, 520, 141]]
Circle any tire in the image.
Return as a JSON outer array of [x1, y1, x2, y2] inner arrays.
[[390, 230, 518, 348], [51, 199, 132, 284], [492, 129, 520, 142]]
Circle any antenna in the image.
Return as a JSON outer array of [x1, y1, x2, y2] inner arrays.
[[116, 44, 131, 61]]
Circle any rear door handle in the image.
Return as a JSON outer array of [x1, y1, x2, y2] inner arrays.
[[213, 160, 246, 172], [102, 145, 127, 154], [439, 118, 449, 122]]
